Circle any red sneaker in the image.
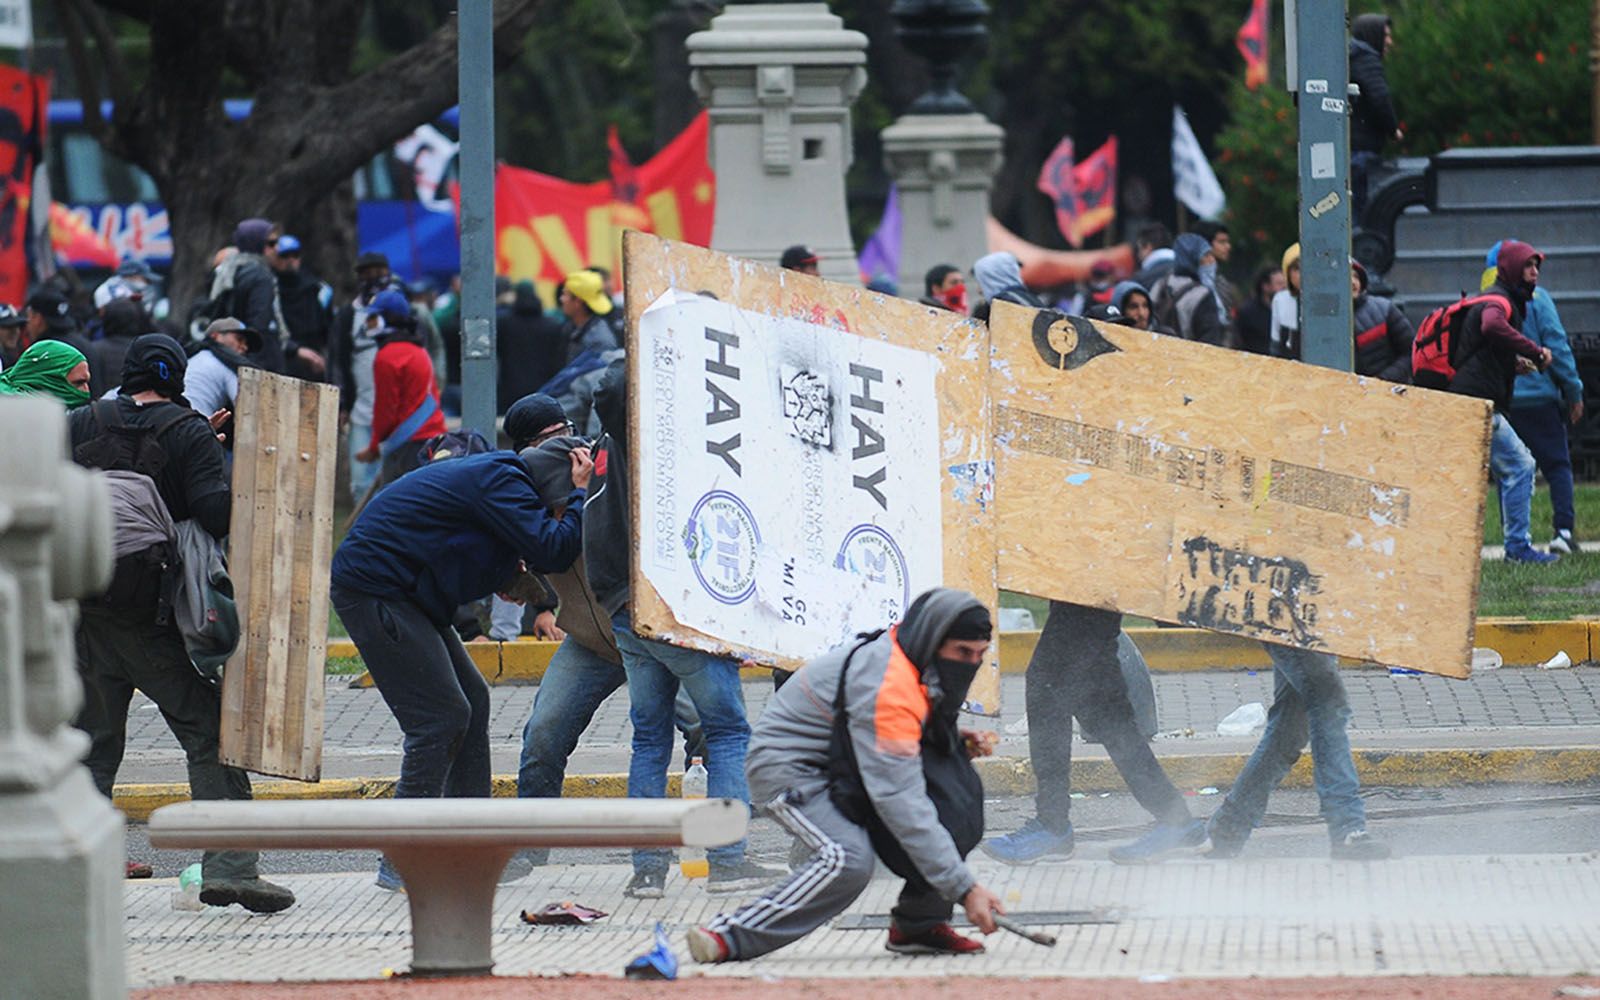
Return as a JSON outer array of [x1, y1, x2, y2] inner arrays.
[[686, 926, 731, 963], [125, 861, 153, 879], [885, 922, 985, 955]]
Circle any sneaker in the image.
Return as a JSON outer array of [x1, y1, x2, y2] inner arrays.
[[1109, 818, 1209, 865], [979, 818, 1075, 865], [199, 877, 296, 914], [1504, 544, 1560, 564], [1330, 829, 1392, 861], [706, 859, 786, 895], [1549, 529, 1575, 555], [1204, 816, 1248, 860], [686, 926, 731, 964], [125, 860, 153, 879], [374, 857, 405, 893], [886, 922, 985, 956], [624, 869, 666, 899]]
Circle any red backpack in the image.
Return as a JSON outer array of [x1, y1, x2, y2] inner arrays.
[[1410, 292, 1509, 389]]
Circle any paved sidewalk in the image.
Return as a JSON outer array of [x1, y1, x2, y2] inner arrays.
[[113, 666, 1600, 788], [124, 853, 1600, 988]]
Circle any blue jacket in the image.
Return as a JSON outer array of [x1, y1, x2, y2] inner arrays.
[[331, 451, 585, 625], [1483, 241, 1584, 409]]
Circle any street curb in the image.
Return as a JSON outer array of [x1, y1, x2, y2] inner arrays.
[[329, 620, 1599, 686], [112, 746, 1600, 823]]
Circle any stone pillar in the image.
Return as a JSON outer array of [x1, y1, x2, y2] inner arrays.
[[0, 398, 123, 1000], [688, 2, 867, 283], [881, 113, 1003, 297]]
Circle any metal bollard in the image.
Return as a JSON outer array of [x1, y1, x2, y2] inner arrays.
[[0, 397, 125, 1000]]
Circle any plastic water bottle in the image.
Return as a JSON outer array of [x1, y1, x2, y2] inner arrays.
[[679, 757, 709, 879], [171, 862, 204, 911]]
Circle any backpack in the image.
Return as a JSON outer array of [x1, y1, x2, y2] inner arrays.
[[417, 427, 493, 465], [1410, 292, 1508, 389]]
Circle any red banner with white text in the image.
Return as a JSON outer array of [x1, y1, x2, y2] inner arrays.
[[496, 112, 714, 302]]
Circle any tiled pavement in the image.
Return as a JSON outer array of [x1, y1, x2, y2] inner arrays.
[[116, 667, 1600, 783], [124, 853, 1600, 987]]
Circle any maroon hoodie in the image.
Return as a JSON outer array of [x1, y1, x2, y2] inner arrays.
[[1450, 240, 1546, 409]]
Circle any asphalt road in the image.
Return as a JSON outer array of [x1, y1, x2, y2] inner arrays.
[[124, 782, 1600, 880]]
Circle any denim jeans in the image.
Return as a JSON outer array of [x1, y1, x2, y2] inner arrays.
[[331, 586, 491, 799], [1508, 402, 1575, 535], [1491, 412, 1538, 550], [517, 637, 707, 799], [1210, 644, 1366, 844], [614, 609, 751, 874]]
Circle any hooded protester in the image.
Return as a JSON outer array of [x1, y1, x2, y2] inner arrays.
[[68, 332, 295, 909], [1149, 233, 1228, 346], [1444, 240, 1557, 563], [971, 252, 1044, 322], [1270, 243, 1302, 359], [1236, 266, 1284, 356], [355, 289, 448, 485], [1110, 280, 1175, 336], [688, 588, 1006, 964], [208, 218, 302, 374], [0, 339, 91, 408], [86, 297, 147, 399], [1349, 13, 1401, 219], [330, 442, 592, 891], [1350, 259, 1414, 382], [1485, 240, 1586, 556]]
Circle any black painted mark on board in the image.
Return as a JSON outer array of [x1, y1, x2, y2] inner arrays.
[[1174, 536, 1325, 648]]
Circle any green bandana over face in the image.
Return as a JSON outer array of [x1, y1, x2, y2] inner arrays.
[[0, 339, 91, 408]]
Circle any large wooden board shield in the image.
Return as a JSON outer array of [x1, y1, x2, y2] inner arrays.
[[989, 302, 1491, 678], [623, 232, 1002, 713], [220, 368, 340, 779]]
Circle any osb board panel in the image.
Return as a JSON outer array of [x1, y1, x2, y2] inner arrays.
[[221, 368, 340, 779], [989, 302, 1491, 679], [622, 231, 1002, 714]]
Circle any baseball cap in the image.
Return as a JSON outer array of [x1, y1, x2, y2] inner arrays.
[[276, 234, 302, 255], [204, 316, 265, 353], [93, 276, 142, 311], [563, 270, 613, 316], [355, 251, 390, 272], [0, 303, 24, 327], [116, 258, 157, 281], [26, 286, 73, 328], [780, 245, 820, 270]]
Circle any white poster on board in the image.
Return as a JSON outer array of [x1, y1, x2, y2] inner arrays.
[[636, 290, 944, 659]]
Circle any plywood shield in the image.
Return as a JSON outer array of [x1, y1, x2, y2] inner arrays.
[[622, 231, 1001, 713], [220, 368, 340, 779], [989, 302, 1491, 678]]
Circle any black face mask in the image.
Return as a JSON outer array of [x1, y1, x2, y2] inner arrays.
[[931, 656, 980, 722]]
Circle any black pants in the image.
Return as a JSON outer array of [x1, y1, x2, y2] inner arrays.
[[331, 585, 491, 799], [1027, 601, 1189, 832], [74, 608, 258, 880]]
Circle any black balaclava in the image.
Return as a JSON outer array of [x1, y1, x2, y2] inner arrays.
[[505, 393, 569, 450], [896, 588, 991, 722], [120, 333, 188, 397]]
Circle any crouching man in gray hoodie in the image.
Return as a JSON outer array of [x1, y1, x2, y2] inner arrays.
[[687, 588, 1006, 962]]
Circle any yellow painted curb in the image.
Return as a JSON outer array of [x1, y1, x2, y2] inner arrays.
[[113, 747, 1600, 821], [335, 620, 1593, 686]]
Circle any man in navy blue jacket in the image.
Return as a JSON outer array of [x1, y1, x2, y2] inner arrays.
[[331, 448, 590, 890]]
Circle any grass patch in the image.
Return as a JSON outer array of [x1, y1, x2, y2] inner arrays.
[[1482, 483, 1600, 546], [325, 655, 365, 676], [1478, 551, 1600, 619]]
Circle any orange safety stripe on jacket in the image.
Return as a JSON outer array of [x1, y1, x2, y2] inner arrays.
[[873, 626, 930, 757]]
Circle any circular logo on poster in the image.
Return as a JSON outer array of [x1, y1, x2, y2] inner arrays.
[[834, 525, 911, 617], [683, 491, 762, 605]]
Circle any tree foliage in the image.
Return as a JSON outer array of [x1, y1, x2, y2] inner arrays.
[[1215, 0, 1593, 271]]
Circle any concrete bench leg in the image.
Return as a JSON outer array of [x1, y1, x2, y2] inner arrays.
[[382, 845, 516, 976]]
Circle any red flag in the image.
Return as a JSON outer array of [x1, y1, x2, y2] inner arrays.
[[497, 112, 714, 303], [1036, 136, 1081, 247], [49, 203, 119, 269], [0, 66, 46, 306], [1236, 0, 1269, 90], [607, 123, 640, 204], [1069, 138, 1117, 245]]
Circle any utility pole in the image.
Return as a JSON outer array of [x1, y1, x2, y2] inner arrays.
[[1591, 0, 1599, 143], [458, 0, 497, 439], [1291, 0, 1353, 373]]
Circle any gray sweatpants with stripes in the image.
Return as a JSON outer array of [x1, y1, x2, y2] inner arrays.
[[706, 771, 952, 959]]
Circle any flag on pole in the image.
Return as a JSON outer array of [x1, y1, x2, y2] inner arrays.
[[1236, 0, 1269, 90], [1070, 138, 1118, 244], [0, 65, 46, 305], [857, 184, 902, 286], [1171, 106, 1226, 219], [1036, 136, 1081, 246]]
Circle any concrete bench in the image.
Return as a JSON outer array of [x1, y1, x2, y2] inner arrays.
[[149, 797, 749, 976]]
